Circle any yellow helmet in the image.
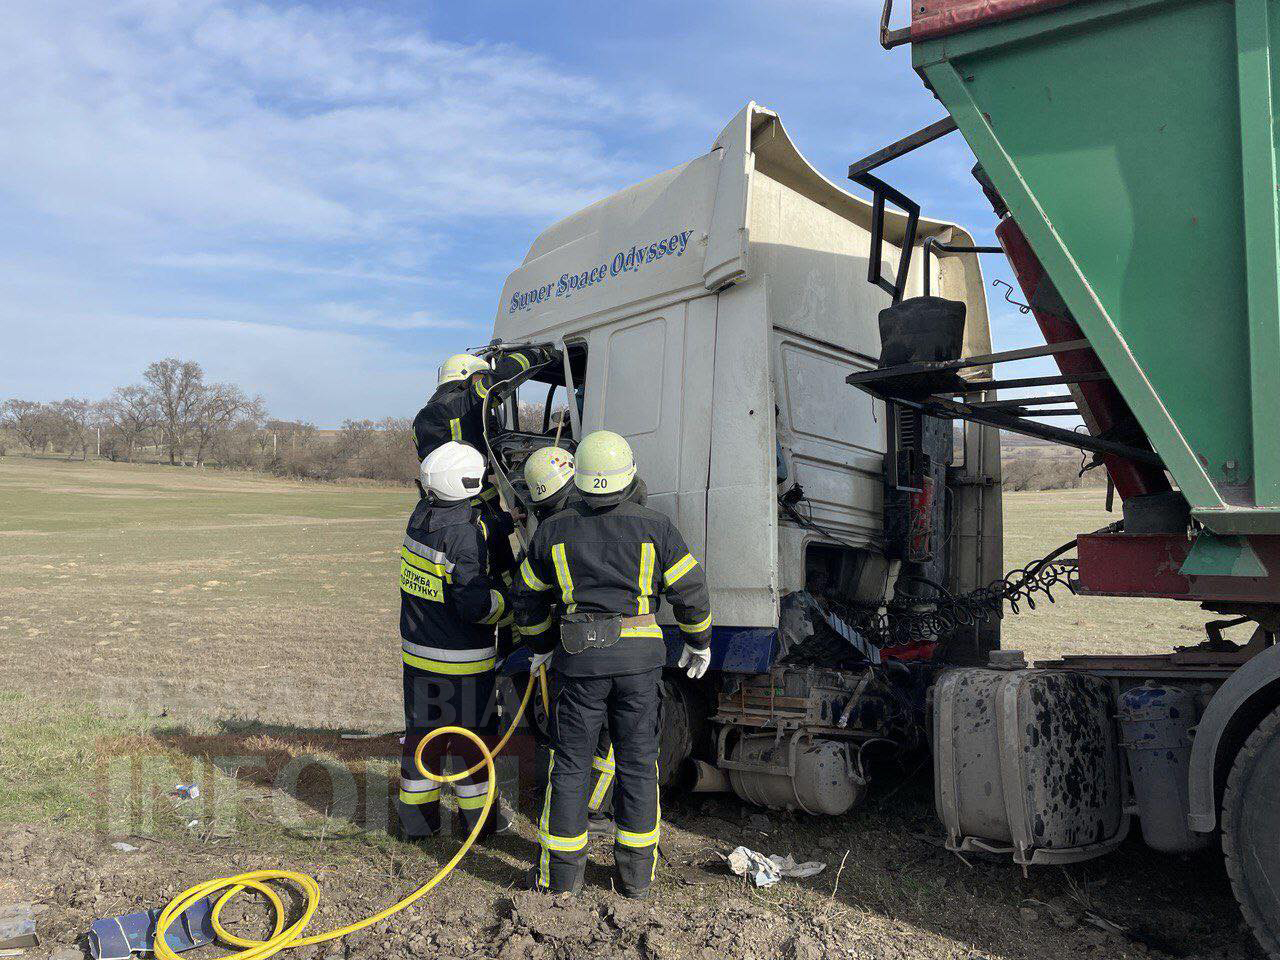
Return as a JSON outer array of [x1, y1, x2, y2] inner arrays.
[[574, 430, 636, 495], [524, 446, 575, 503], [437, 353, 490, 386]]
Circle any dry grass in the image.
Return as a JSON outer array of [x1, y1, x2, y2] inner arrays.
[[0, 456, 1209, 725], [0, 455, 412, 730], [998, 488, 1209, 662], [0, 455, 1254, 960]]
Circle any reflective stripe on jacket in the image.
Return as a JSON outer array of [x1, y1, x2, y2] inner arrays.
[[412, 351, 539, 460], [400, 499, 506, 673], [513, 493, 712, 677]]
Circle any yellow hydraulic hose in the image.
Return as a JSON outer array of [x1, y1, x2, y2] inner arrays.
[[153, 667, 548, 960]]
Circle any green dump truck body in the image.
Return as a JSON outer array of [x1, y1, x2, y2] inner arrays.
[[911, 0, 1280, 534]]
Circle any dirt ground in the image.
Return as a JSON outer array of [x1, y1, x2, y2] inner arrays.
[[0, 456, 1259, 960]]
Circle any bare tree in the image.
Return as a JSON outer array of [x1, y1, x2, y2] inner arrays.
[[266, 419, 317, 451], [2, 400, 47, 451], [52, 398, 97, 460], [191, 384, 265, 465], [102, 385, 158, 461], [0, 399, 71, 453], [144, 358, 204, 465]]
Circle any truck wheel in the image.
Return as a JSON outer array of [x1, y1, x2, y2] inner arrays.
[[1222, 703, 1280, 959]]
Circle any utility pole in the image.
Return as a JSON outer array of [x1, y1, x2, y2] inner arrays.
[[96, 426, 100, 458]]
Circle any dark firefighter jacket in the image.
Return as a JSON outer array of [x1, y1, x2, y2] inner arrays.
[[413, 350, 543, 460], [513, 493, 712, 677], [400, 498, 509, 676]]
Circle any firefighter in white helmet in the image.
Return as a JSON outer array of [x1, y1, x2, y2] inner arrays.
[[396, 441, 512, 841], [514, 431, 712, 898]]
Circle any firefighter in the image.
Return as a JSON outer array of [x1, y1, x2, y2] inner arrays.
[[522, 446, 617, 828], [523, 445, 576, 517], [396, 441, 512, 841], [514, 431, 713, 898], [413, 349, 557, 461], [413, 347, 555, 647]]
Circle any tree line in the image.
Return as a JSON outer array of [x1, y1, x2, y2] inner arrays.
[[1, 357, 418, 483]]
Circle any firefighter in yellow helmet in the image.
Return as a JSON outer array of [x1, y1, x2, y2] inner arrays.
[[414, 350, 558, 461], [522, 445, 618, 831], [413, 346, 558, 616], [514, 431, 712, 898], [523, 445, 577, 518]]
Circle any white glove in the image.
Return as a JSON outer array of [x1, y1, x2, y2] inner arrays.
[[530, 650, 554, 673], [678, 643, 711, 680]]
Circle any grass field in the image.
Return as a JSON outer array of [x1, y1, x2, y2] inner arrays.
[[0, 454, 1205, 726], [0, 456, 413, 730], [0, 456, 1254, 960]]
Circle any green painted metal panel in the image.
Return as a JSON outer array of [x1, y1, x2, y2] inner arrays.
[[1180, 532, 1268, 578], [914, 0, 1280, 533]]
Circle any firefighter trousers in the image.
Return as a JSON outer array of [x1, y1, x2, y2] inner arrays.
[[535, 668, 661, 896], [539, 670, 615, 816], [397, 666, 503, 839]]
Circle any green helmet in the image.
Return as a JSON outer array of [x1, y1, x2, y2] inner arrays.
[[574, 430, 636, 495], [524, 446, 575, 503]]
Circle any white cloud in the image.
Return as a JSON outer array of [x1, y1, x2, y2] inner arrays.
[[0, 0, 705, 419], [0, 1, 685, 244], [309, 302, 477, 332], [147, 251, 437, 286]]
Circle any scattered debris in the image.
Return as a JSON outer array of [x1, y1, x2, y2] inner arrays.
[[0, 905, 38, 951], [88, 898, 215, 960], [1083, 910, 1127, 938], [170, 784, 200, 801], [724, 846, 826, 888], [109, 843, 138, 854]]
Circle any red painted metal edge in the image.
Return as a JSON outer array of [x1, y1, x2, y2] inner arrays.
[[911, 0, 1085, 41], [1077, 533, 1280, 603], [1077, 533, 1193, 598], [997, 218, 1169, 501]]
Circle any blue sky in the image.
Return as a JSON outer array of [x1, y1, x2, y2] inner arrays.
[[4, 0, 1029, 426]]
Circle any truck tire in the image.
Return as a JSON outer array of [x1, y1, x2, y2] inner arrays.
[[1222, 703, 1280, 959]]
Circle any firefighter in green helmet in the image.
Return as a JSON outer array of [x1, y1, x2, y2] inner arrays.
[[514, 431, 712, 898]]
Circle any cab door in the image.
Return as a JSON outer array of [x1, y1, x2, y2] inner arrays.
[[580, 296, 716, 563]]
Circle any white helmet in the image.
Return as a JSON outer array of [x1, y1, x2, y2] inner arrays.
[[438, 353, 490, 386], [420, 441, 485, 502], [574, 430, 636, 495], [524, 446, 575, 503]]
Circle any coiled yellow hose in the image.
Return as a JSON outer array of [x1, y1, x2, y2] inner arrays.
[[153, 668, 545, 960]]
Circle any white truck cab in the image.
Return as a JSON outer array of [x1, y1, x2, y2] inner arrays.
[[487, 103, 1002, 808]]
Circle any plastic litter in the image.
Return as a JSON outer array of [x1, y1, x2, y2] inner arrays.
[[724, 846, 827, 887], [171, 784, 200, 801], [110, 842, 139, 853], [88, 898, 215, 960]]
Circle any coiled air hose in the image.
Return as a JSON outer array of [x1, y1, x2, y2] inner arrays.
[[153, 667, 546, 960]]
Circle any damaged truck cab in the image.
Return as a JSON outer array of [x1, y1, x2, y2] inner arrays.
[[484, 103, 1002, 814]]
